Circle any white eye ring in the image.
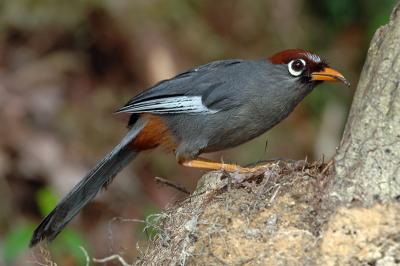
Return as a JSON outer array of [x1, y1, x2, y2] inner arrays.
[[288, 59, 306, 77]]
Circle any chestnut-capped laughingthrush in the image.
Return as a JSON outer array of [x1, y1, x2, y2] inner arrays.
[[30, 49, 349, 246]]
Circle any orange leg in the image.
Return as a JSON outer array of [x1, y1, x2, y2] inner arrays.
[[180, 157, 267, 173]]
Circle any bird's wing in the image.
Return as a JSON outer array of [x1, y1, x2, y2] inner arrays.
[[116, 60, 243, 115], [116, 95, 219, 114]]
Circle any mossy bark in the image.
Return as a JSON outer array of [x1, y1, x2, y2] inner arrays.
[[137, 2, 400, 265]]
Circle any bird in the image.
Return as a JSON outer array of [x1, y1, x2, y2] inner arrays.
[[30, 49, 349, 246]]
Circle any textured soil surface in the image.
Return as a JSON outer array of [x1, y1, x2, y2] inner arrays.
[[136, 160, 400, 265]]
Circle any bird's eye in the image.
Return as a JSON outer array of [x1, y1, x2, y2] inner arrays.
[[288, 59, 306, 76]]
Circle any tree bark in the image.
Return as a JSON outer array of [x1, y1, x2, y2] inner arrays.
[[332, 3, 400, 205], [137, 2, 400, 265]]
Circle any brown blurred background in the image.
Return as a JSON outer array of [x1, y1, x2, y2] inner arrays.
[[0, 0, 396, 264]]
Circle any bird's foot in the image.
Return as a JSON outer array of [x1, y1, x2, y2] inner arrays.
[[181, 158, 271, 174], [181, 158, 264, 173]]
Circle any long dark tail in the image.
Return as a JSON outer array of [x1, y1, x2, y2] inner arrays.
[[30, 121, 146, 247]]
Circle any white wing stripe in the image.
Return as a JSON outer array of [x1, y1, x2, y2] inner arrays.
[[119, 96, 218, 114]]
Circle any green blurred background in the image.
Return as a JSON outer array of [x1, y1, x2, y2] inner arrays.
[[0, 0, 396, 264]]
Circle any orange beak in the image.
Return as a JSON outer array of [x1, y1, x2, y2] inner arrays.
[[311, 67, 350, 87]]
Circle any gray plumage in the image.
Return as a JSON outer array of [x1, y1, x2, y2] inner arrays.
[[31, 51, 337, 246], [118, 59, 314, 160], [30, 120, 146, 246]]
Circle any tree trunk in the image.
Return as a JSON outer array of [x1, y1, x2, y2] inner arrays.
[[137, 2, 400, 265], [332, 4, 400, 205]]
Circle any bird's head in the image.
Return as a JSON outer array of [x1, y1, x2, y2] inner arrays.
[[269, 49, 349, 87]]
